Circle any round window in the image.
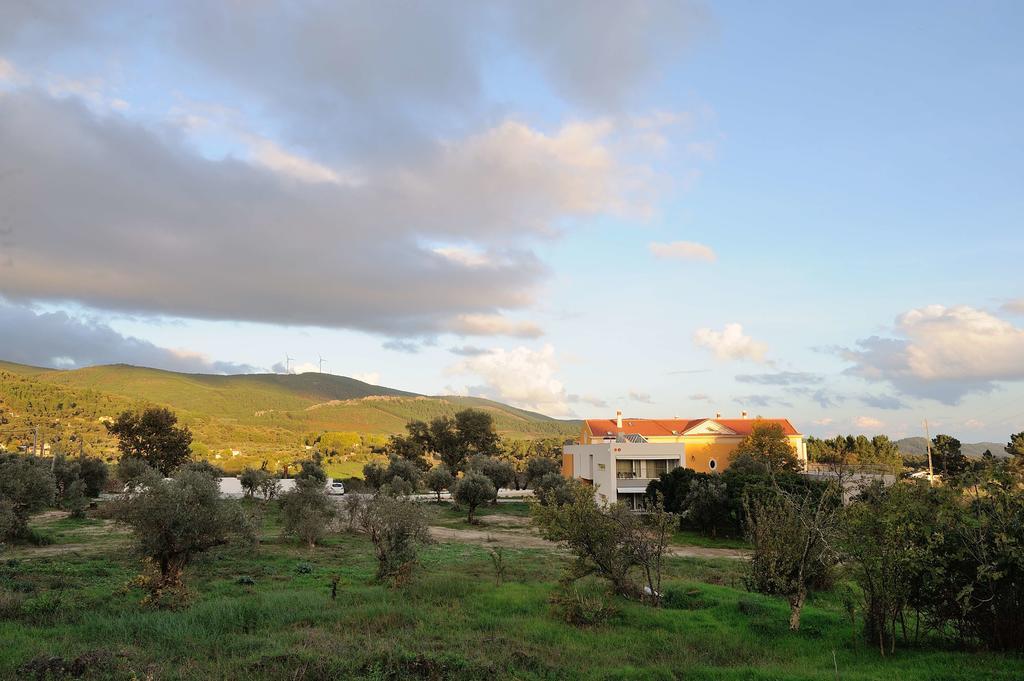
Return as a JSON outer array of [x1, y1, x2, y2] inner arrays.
[[709, 459, 717, 471]]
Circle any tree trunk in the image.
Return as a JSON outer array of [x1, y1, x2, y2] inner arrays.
[[789, 590, 806, 631]]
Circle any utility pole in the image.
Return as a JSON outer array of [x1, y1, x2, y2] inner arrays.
[[924, 419, 934, 485]]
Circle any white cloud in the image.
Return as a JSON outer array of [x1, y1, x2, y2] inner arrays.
[[649, 241, 716, 263], [689, 393, 712, 402], [855, 416, 884, 429], [0, 301, 255, 374], [813, 418, 834, 426], [841, 305, 1024, 403], [448, 314, 543, 338], [353, 372, 381, 385], [693, 323, 768, 362], [447, 344, 570, 416], [963, 419, 985, 430], [1002, 299, 1024, 315], [242, 134, 356, 186]]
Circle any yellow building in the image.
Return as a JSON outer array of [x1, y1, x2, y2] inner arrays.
[[574, 413, 806, 475]]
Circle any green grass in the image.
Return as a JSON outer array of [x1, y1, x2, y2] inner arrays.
[[1, 506, 1021, 680], [670, 529, 750, 550]]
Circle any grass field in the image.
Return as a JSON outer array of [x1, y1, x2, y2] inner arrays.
[[1, 502, 1021, 680]]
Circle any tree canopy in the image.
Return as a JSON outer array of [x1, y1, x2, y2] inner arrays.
[[106, 407, 193, 476]]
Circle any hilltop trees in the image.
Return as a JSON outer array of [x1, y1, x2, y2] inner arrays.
[[106, 407, 193, 476]]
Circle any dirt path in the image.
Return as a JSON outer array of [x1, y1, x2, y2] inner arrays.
[[428, 525, 749, 560]]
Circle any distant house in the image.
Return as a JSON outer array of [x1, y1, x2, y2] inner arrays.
[[562, 411, 806, 508]]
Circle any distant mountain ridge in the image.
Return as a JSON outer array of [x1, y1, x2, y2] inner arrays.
[[0, 360, 579, 462], [896, 436, 1008, 458]]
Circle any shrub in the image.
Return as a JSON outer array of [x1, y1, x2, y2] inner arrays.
[[65, 480, 89, 519], [297, 458, 327, 484], [533, 472, 572, 506], [179, 460, 225, 478], [525, 456, 561, 486], [532, 482, 675, 605], [77, 457, 109, 497], [359, 495, 431, 584], [386, 457, 421, 489], [279, 477, 336, 547], [466, 455, 515, 501], [549, 582, 619, 626], [0, 456, 56, 542], [363, 462, 388, 491], [241, 467, 279, 500], [452, 473, 495, 523], [682, 478, 730, 537], [114, 470, 251, 607], [115, 457, 160, 487], [424, 465, 454, 502]]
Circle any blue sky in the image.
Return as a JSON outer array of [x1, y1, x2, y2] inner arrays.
[[1, 1, 1022, 442]]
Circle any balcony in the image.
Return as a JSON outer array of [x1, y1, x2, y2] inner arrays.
[[616, 477, 653, 491]]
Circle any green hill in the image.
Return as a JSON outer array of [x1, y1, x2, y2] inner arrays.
[[896, 437, 1007, 459], [0, 361, 579, 471]]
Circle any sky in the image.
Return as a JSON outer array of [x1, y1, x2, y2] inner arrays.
[[0, 1, 1022, 442]]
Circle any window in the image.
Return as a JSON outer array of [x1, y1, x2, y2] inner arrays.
[[709, 459, 717, 471], [616, 459, 637, 479], [646, 459, 670, 478]]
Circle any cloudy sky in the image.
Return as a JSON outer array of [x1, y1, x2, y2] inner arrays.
[[1, 1, 1022, 441]]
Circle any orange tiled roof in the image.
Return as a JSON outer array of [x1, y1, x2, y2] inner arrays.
[[584, 417, 801, 437]]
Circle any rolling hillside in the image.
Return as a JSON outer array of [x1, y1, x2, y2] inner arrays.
[[0, 361, 579, 467], [896, 437, 1008, 458]]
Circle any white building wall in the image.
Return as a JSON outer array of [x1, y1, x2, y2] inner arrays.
[[563, 442, 685, 504]]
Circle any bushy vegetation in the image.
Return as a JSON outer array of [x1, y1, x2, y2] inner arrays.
[[451, 473, 495, 523], [358, 494, 431, 584], [113, 469, 253, 607], [0, 455, 55, 542], [278, 478, 335, 547], [533, 481, 675, 605]]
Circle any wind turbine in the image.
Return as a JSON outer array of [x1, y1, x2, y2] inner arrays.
[[284, 354, 294, 374], [318, 355, 327, 374]]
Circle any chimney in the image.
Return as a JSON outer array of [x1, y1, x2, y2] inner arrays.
[[715, 412, 721, 419], [615, 410, 623, 429], [741, 411, 748, 419]]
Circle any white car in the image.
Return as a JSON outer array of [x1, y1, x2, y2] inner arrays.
[[326, 479, 346, 495]]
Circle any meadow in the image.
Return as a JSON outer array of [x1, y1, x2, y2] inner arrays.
[[2, 501, 1021, 680]]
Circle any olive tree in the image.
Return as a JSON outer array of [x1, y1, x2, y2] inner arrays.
[[278, 477, 336, 547], [0, 456, 55, 542], [467, 455, 515, 503], [452, 473, 495, 524], [360, 494, 431, 584], [114, 470, 251, 607], [424, 464, 454, 502]]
